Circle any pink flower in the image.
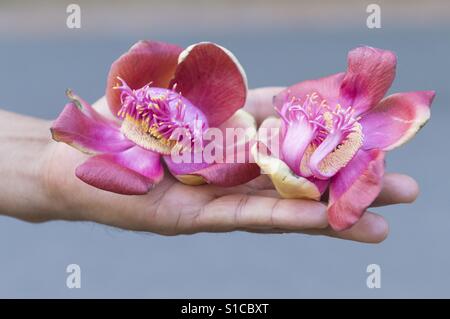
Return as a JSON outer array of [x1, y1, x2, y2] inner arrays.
[[252, 46, 435, 231], [51, 41, 259, 195]]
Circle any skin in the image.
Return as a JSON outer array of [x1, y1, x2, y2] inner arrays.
[[0, 87, 419, 243]]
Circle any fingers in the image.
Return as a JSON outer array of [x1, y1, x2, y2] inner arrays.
[[244, 175, 275, 190], [194, 194, 328, 233], [245, 173, 420, 207], [199, 186, 388, 243], [240, 211, 388, 244], [372, 173, 419, 207], [244, 87, 285, 125], [304, 212, 389, 244]]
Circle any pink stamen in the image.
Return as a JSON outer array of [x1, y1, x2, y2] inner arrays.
[[277, 91, 329, 144], [329, 104, 359, 139], [277, 91, 364, 179], [114, 77, 207, 144]]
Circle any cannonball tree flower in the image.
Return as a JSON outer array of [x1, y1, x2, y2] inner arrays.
[[252, 46, 435, 231], [51, 41, 260, 195]]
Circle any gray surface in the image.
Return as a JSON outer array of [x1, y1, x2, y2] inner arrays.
[[0, 26, 449, 298]]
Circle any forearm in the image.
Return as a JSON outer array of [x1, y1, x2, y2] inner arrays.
[[0, 109, 54, 221]]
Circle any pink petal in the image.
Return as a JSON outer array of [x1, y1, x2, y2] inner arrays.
[[163, 110, 259, 186], [106, 40, 183, 116], [340, 46, 397, 115], [361, 91, 435, 151], [51, 102, 133, 154], [273, 72, 345, 113], [259, 115, 314, 177], [163, 159, 209, 176], [66, 89, 115, 125], [311, 177, 330, 195], [281, 119, 315, 175], [170, 161, 260, 187], [76, 146, 163, 195], [164, 152, 259, 187], [170, 42, 247, 127], [328, 149, 385, 231]]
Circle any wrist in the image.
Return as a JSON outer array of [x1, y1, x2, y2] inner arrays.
[[0, 111, 55, 221], [40, 141, 91, 222]]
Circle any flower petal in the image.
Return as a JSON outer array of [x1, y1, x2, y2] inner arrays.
[[51, 102, 134, 154], [181, 162, 260, 187], [164, 110, 259, 186], [273, 73, 345, 112], [170, 42, 247, 127], [251, 142, 322, 200], [328, 149, 385, 231], [164, 156, 260, 187], [281, 119, 316, 175], [65, 89, 115, 125], [259, 115, 314, 176], [340, 46, 397, 115], [75, 146, 163, 195], [361, 91, 435, 151], [106, 40, 183, 116]]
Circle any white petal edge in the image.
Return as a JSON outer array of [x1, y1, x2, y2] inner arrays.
[[251, 143, 321, 200], [382, 96, 431, 151]]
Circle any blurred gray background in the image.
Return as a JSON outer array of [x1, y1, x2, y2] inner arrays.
[[0, 0, 449, 298]]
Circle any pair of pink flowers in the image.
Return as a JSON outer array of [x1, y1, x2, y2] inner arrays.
[[52, 41, 434, 231]]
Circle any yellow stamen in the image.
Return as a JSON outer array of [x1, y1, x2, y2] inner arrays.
[[317, 122, 364, 176], [121, 115, 176, 155]]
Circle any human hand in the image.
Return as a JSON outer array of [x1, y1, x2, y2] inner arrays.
[[38, 87, 417, 243], [0, 88, 419, 243]]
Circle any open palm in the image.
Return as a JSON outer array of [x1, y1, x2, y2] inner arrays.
[[45, 87, 418, 243]]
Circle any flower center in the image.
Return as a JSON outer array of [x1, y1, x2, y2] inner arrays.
[[277, 92, 328, 176], [309, 105, 364, 179], [279, 92, 364, 179], [114, 78, 208, 155]]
